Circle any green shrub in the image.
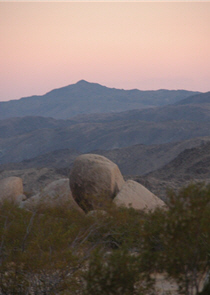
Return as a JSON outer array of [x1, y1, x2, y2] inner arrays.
[[1, 183, 210, 294], [141, 183, 210, 295], [82, 249, 154, 295]]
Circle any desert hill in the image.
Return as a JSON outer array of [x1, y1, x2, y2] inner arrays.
[[0, 116, 72, 139], [175, 90, 210, 105], [147, 140, 210, 181], [71, 91, 210, 124], [134, 140, 210, 200], [1, 118, 210, 165], [0, 80, 199, 120]]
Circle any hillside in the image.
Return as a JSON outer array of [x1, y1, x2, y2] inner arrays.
[[148, 141, 210, 181], [175, 91, 210, 105], [0, 80, 199, 120], [1, 118, 210, 165], [0, 116, 72, 139], [0, 89, 210, 165], [1, 137, 209, 176], [134, 140, 210, 200], [0, 90, 209, 169], [71, 92, 210, 124]]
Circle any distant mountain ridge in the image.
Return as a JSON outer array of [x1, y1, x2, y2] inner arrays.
[[0, 90, 209, 165], [0, 80, 200, 120], [68, 91, 210, 123], [175, 91, 210, 105]]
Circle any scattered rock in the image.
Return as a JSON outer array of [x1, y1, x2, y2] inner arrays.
[[114, 180, 166, 211], [70, 154, 125, 212], [0, 176, 25, 204], [21, 178, 83, 212]]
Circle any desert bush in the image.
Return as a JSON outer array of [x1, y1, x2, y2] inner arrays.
[[86, 206, 145, 250], [1, 183, 210, 294], [82, 249, 154, 295], [141, 183, 210, 295], [0, 200, 146, 294], [0, 201, 93, 294]]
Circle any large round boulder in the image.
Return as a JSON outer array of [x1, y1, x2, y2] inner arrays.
[[21, 179, 83, 213], [113, 180, 166, 212], [0, 176, 25, 204], [69, 154, 125, 212]]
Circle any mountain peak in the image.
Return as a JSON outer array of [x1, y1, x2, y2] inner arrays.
[[73, 80, 107, 90], [76, 80, 90, 85]]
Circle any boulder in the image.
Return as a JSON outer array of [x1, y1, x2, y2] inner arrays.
[[0, 176, 25, 204], [113, 180, 166, 211], [70, 154, 125, 212], [21, 179, 83, 212]]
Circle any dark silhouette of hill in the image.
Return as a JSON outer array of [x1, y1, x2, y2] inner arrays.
[[0, 80, 199, 120]]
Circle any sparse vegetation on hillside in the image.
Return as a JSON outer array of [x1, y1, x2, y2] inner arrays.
[[0, 183, 210, 294]]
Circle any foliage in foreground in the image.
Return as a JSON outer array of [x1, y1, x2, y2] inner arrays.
[[141, 183, 210, 295], [0, 183, 210, 294]]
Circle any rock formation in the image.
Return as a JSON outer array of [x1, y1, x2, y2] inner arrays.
[[113, 180, 166, 211], [0, 176, 25, 204], [21, 178, 83, 212], [69, 154, 125, 212]]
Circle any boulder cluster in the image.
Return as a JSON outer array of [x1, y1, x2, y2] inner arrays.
[[0, 154, 165, 213]]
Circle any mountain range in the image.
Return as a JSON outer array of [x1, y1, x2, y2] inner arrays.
[[0, 90, 210, 165], [0, 80, 199, 120]]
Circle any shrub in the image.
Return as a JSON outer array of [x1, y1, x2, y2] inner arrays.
[[1, 183, 210, 294], [82, 249, 154, 295], [141, 183, 210, 295]]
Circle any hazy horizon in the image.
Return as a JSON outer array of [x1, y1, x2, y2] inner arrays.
[[1, 2, 210, 101]]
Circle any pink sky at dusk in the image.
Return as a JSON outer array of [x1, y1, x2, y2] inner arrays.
[[0, 2, 210, 101]]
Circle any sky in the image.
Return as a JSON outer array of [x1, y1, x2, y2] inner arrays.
[[0, 1, 210, 101]]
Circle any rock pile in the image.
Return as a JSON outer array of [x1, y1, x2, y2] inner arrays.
[[70, 154, 165, 212], [0, 154, 166, 212], [69, 154, 125, 212], [114, 180, 165, 211], [21, 179, 83, 212]]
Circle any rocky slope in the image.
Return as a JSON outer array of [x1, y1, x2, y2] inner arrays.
[[135, 141, 210, 200], [147, 141, 210, 181]]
